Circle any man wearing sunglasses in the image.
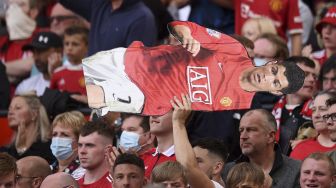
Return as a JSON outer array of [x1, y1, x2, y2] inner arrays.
[[50, 3, 87, 36], [83, 21, 305, 116]]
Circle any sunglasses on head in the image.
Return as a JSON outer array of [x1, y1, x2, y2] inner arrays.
[[49, 15, 78, 23]]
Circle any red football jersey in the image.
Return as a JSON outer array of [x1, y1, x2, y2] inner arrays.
[[125, 21, 255, 115], [77, 172, 112, 188], [50, 64, 86, 95], [140, 147, 176, 179], [234, 0, 303, 39]]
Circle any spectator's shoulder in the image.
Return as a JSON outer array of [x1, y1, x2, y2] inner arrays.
[[53, 66, 67, 74], [282, 154, 301, 170]]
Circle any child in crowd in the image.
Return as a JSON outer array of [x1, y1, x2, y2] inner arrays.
[[50, 26, 89, 97]]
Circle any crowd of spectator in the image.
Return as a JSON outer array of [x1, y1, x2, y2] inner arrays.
[[0, 0, 336, 188]]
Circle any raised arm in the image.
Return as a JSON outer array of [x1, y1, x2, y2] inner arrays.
[[171, 94, 215, 188], [168, 21, 249, 57], [167, 22, 200, 57]]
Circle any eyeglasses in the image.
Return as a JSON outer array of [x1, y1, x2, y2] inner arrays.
[[49, 15, 78, 23], [322, 113, 336, 122], [15, 175, 38, 181]]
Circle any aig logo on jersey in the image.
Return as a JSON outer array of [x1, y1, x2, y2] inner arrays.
[[187, 66, 212, 105], [206, 28, 220, 39]]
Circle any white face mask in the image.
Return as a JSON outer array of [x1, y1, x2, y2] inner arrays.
[[50, 137, 74, 160], [119, 131, 141, 152], [5, 3, 36, 40], [253, 57, 268, 67]]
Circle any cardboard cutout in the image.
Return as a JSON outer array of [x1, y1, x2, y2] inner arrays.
[[83, 21, 256, 116]]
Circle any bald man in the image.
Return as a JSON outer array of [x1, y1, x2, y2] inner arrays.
[[16, 156, 52, 188], [40, 172, 79, 188]]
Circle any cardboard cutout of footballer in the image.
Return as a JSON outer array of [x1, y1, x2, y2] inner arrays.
[[83, 21, 305, 116]]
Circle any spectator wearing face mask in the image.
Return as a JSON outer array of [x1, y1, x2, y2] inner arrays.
[[50, 111, 87, 180], [253, 33, 289, 67], [119, 114, 155, 155]]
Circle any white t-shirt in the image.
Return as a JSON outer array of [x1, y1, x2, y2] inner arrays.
[[15, 73, 49, 96], [212, 180, 224, 188]]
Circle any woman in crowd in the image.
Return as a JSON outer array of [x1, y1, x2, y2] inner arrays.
[[290, 91, 336, 160], [4, 94, 54, 163], [50, 111, 87, 180]]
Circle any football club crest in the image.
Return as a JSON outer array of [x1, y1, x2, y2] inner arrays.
[[220, 97, 232, 107], [269, 0, 283, 13]]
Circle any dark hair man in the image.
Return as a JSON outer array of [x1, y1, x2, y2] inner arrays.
[[320, 54, 336, 91], [272, 56, 318, 155], [192, 138, 228, 186], [77, 119, 114, 187], [112, 153, 147, 188]]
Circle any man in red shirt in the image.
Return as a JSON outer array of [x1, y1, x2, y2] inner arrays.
[[77, 120, 114, 188], [140, 111, 176, 178], [84, 21, 305, 116]]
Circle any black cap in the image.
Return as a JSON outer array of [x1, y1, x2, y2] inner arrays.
[[22, 32, 63, 51]]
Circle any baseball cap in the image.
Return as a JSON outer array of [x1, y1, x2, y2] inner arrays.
[[316, 6, 336, 34], [22, 31, 63, 51]]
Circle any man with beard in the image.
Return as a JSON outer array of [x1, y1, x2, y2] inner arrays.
[[223, 109, 301, 188], [15, 32, 63, 96]]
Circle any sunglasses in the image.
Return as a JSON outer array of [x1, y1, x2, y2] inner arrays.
[[49, 15, 78, 23], [322, 113, 336, 122]]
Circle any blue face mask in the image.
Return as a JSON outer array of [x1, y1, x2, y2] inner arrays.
[[119, 131, 141, 152], [50, 137, 74, 160], [253, 57, 268, 67]]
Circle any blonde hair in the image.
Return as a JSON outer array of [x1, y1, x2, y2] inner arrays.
[[226, 162, 265, 188], [242, 17, 277, 39], [52, 111, 87, 139], [254, 17, 277, 35], [151, 161, 187, 185], [304, 152, 336, 175], [16, 94, 51, 142]]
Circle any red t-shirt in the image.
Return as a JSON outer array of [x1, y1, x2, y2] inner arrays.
[[0, 28, 47, 62], [234, 0, 303, 39], [125, 21, 254, 115], [290, 138, 336, 160], [140, 147, 176, 179], [77, 172, 112, 188], [50, 64, 86, 95]]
